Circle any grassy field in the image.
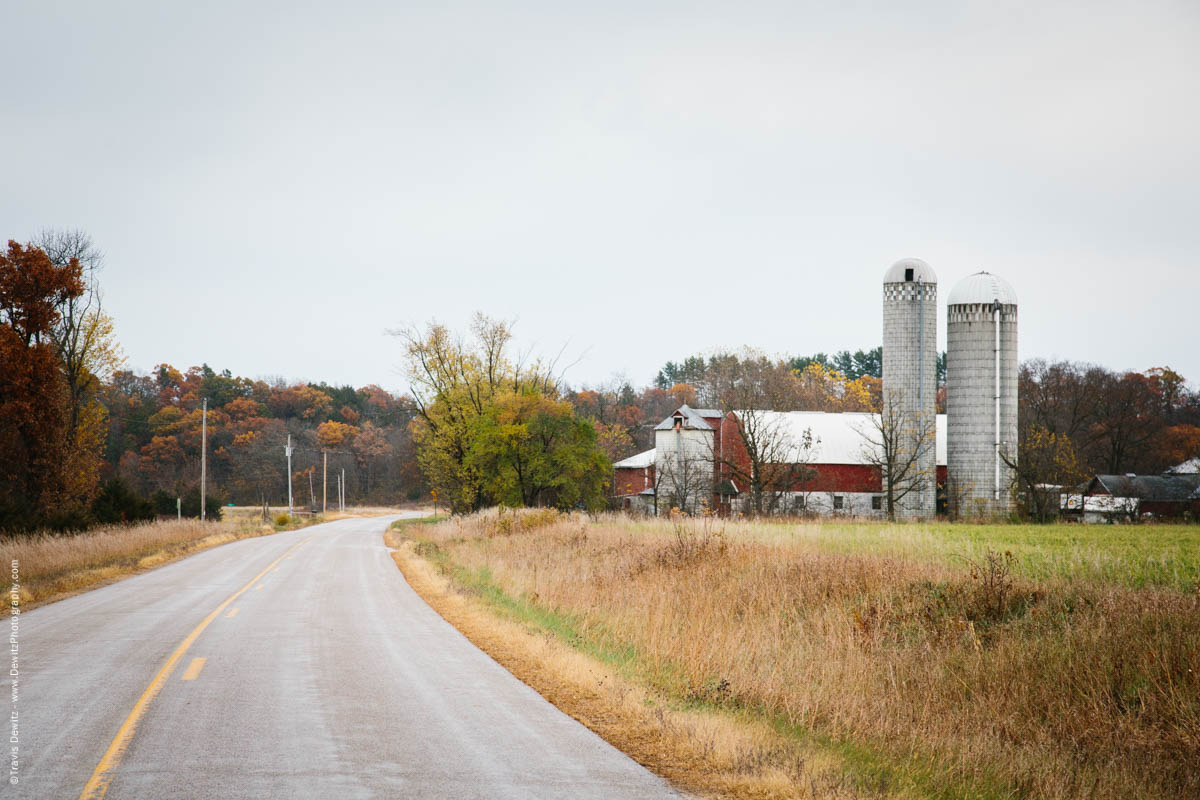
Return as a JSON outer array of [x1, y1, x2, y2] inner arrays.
[[392, 511, 1200, 800], [696, 518, 1200, 591], [2, 506, 412, 608]]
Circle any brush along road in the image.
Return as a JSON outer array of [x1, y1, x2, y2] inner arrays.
[[13, 515, 681, 799]]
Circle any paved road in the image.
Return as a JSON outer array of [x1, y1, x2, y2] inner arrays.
[[9, 515, 681, 799]]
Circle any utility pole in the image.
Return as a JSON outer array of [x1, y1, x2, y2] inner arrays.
[[341, 467, 346, 511], [322, 451, 327, 513], [308, 470, 315, 510], [200, 398, 208, 521], [285, 434, 294, 515], [177, 497, 181, 520]]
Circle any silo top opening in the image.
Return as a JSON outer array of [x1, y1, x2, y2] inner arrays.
[[884, 258, 936, 284]]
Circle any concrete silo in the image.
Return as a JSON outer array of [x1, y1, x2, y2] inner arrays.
[[946, 272, 1018, 517], [881, 258, 938, 520]]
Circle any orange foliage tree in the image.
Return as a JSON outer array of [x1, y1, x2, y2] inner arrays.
[[0, 241, 85, 527]]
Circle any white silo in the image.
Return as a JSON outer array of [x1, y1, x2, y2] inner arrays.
[[946, 271, 1018, 517], [881, 258, 938, 520]]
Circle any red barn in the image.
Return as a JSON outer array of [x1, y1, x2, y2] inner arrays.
[[612, 406, 948, 517]]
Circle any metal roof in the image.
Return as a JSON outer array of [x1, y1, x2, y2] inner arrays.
[[1090, 474, 1200, 501], [653, 404, 721, 431], [1166, 457, 1200, 474], [731, 410, 947, 466], [613, 448, 656, 469], [883, 258, 937, 284], [947, 271, 1018, 306]]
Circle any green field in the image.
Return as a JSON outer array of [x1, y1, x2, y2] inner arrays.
[[617, 517, 1200, 590]]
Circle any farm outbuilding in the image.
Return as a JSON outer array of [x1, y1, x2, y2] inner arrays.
[[1062, 473, 1200, 523], [612, 448, 656, 513]]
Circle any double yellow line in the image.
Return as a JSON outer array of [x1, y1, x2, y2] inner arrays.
[[78, 537, 311, 800]]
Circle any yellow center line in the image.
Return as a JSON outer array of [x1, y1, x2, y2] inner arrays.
[[181, 658, 206, 681], [225, 608, 239, 619], [78, 536, 311, 800], [254, 584, 264, 591]]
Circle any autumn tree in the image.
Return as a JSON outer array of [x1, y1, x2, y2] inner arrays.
[[592, 421, 635, 463], [467, 391, 609, 510], [1019, 359, 1200, 475], [30, 231, 124, 512], [352, 422, 392, 495], [792, 362, 876, 412], [0, 240, 85, 528], [317, 420, 359, 449], [267, 384, 334, 421], [1000, 425, 1089, 522], [394, 314, 564, 512]]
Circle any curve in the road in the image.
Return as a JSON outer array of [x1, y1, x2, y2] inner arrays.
[[12, 516, 681, 800]]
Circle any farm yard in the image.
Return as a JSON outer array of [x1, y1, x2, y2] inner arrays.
[[392, 510, 1200, 800]]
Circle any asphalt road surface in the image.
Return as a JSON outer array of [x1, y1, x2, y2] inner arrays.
[[9, 515, 682, 799]]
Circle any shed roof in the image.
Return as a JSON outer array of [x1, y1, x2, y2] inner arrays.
[[1089, 474, 1200, 501], [613, 448, 656, 469], [948, 271, 1018, 306], [730, 410, 947, 466], [1166, 457, 1200, 474], [883, 258, 937, 285]]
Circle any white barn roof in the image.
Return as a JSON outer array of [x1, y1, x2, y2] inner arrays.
[[732, 410, 947, 466], [613, 448, 656, 469]]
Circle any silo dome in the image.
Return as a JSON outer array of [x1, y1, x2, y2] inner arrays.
[[883, 258, 937, 284], [948, 271, 1017, 306]]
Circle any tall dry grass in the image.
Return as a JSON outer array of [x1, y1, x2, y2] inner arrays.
[[412, 509, 1200, 799], [1, 519, 270, 606]]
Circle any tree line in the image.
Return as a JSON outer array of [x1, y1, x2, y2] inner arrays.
[[1, 232, 426, 532], [5, 229, 1198, 528], [567, 350, 1200, 520], [102, 364, 423, 517]]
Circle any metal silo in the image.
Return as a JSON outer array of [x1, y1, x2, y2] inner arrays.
[[946, 271, 1018, 518], [882, 258, 938, 520]]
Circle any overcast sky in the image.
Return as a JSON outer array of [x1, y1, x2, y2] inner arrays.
[[4, 1, 1198, 394]]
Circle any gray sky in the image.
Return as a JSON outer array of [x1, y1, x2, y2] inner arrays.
[[4, 1, 1198, 394]]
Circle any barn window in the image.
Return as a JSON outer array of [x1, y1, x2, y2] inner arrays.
[[872, 496, 882, 510], [833, 495, 844, 510]]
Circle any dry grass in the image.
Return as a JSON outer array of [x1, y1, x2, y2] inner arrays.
[[0, 504, 414, 609], [0, 520, 271, 608], [386, 531, 880, 799], [396, 510, 1200, 800]]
